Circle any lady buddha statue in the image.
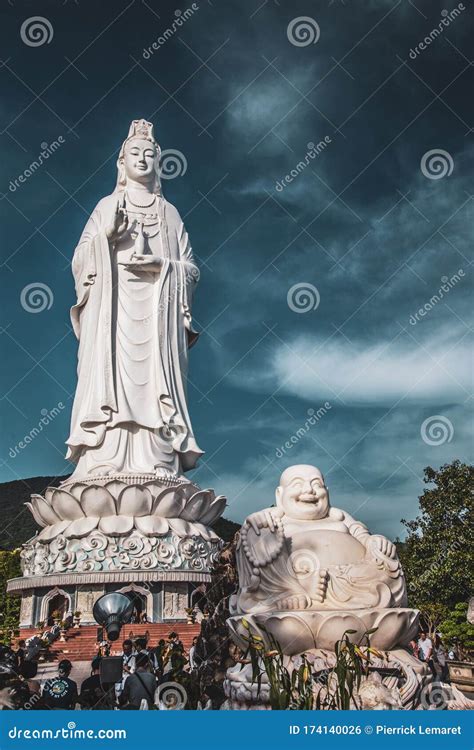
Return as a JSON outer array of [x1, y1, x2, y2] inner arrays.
[[66, 119, 203, 479]]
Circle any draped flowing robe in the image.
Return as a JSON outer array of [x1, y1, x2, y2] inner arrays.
[[66, 192, 203, 478]]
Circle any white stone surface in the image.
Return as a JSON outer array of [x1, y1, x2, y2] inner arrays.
[[65, 119, 202, 478], [21, 120, 225, 588], [163, 582, 189, 620], [230, 464, 417, 652]]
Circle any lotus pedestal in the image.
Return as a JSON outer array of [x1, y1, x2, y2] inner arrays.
[[7, 474, 225, 627]]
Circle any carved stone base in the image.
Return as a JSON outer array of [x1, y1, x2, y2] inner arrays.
[[223, 649, 431, 710], [227, 607, 419, 654], [20, 472, 225, 576], [9, 472, 226, 625], [21, 529, 221, 576]]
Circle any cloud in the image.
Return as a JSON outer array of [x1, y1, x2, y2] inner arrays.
[[242, 324, 471, 406]]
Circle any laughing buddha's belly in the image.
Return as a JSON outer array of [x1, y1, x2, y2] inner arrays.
[[285, 528, 366, 567]]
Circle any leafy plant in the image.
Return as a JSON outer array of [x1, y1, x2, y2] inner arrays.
[[316, 629, 382, 710], [415, 602, 449, 636], [399, 461, 473, 613], [240, 620, 314, 710], [439, 602, 474, 661], [240, 621, 381, 710], [0, 550, 21, 644]]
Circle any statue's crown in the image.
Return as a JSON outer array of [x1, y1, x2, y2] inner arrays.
[[126, 118, 157, 144]]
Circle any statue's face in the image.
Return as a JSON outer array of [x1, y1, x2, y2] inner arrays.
[[276, 465, 329, 521], [123, 138, 156, 184]]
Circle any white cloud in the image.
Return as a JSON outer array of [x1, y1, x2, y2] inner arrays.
[[255, 326, 472, 405]]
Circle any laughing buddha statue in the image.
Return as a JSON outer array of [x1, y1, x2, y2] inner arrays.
[[228, 465, 419, 654]]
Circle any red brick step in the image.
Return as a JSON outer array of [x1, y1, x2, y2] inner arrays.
[[17, 623, 201, 662]]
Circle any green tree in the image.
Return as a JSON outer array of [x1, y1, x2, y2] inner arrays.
[[399, 461, 473, 622], [0, 549, 21, 644], [439, 602, 474, 660]]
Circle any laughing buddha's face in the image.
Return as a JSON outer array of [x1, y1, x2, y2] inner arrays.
[[276, 465, 329, 521]]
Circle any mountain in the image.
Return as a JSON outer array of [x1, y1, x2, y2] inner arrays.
[[0, 476, 239, 549]]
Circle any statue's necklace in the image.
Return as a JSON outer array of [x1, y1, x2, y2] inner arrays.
[[123, 194, 161, 252], [126, 190, 156, 208]]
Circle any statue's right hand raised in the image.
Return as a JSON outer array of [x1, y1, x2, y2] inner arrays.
[[106, 195, 129, 242]]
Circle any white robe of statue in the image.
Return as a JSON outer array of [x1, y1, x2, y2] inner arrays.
[[66, 120, 203, 478]]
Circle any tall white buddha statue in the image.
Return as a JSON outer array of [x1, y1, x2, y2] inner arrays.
[[21, 120, 225, 581], [66, 119, 203, 479]]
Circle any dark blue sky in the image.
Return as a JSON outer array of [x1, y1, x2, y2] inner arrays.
[[1, 0, 472, 539]]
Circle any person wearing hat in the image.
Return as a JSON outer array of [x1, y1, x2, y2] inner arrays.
[[42, 660, 78, 710]]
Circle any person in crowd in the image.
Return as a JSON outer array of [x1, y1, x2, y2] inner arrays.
[[408, 639, 420, 659], [119, 653, 157, 709], [433, 634, 450, 683], [135, 637, 158, 673], [448, 646, 457, 660], [152, 639, 167, 680], [97, 639, 110, 657], [167, 632, 184, 654], [115, 639, 136, 700], [63, 614, 74, 629], [121, 640, 136, 675], [417, 631, 435, 677], [15, 639, 38, 680], [24, 680, 50, 710], [80, 657, 107, 709], [188, 637, 199, 671], [15, 641, 26, 670], [41, 659, 78, 710]]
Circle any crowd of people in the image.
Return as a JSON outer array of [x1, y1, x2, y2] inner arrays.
[[0, 631, 213, 711], [0, 621, 459, 711], [408, 631, 455, 683]]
